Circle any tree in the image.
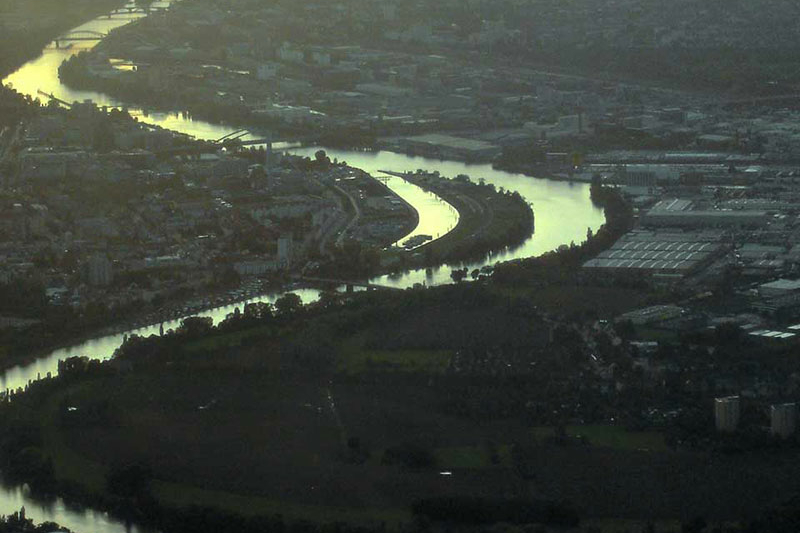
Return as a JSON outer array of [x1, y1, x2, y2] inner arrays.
[[275, 292, 302, 317], [714, 322, 743, 347], [106, 461, 152, 498], [681, 516, 707, 533], [243, 301, 273, 321], [177, 316, 213, 337], [314, 149, 330, 168], [382, 443, 436, 468], [451, 267, 468, 283], [615, 319, 636, 341]]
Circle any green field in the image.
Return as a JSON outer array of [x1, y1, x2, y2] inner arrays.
[[337, 334, 451, 374], [531, 424, 668, 452], [434, 444, 513, 469], [36, 371, 536, 526]]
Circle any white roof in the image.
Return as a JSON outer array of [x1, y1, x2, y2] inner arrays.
[[761, 279, 800, 291]]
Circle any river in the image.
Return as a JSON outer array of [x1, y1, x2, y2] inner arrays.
[[0, 2, 604, 531]]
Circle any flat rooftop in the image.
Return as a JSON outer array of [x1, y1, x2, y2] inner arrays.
[[403, 134, 500, 152], [760, 278, 800, 291], [583, 230, 725, 275]]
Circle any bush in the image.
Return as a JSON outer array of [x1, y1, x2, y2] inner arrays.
[[381, 443, 436, 469], [106, 461, 153, 498]]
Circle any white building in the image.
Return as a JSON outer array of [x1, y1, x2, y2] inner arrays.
[[771, 403, 796, 438], [256, 63, 279, 81], [714, 396, 740, 432], [277, 42, 305, 64], [86, 254, 113, 286], [759, 279, 800, 299], [234, 259, 279, 276], [278, 234, 292, 267]]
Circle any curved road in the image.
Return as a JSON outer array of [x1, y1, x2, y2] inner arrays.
[[332, 182, 361, 247]]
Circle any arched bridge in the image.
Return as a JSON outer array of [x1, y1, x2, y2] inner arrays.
[[53, 30, 107, 48], [154, 131, 318, 157], [107, 5, 169, 16]]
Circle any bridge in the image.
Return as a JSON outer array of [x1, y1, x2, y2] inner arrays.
[[107, 5, 169, 16], [53, 30, 107, 48], [36, 90, 73, 108], [153, 137, 281, 157], [720, 93, 800, 108], [154, 130, 317, 157], [215, 129, 250, 143], [293, 276, 403, 292]]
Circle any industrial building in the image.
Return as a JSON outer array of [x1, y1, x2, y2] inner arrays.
[[388, 134, 502, 162], [752, 292, 800, 319], [758, 278, 800, 298], [643, 198, 768, 228], [617, 304, 684, 326], [715, 396, 741, 432], [583, 230, 726, 279], [770, 403, 797, 438]]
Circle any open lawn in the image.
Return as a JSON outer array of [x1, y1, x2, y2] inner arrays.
[[44, 371, 533, 524], [152, 483, 411, 526], [494, 285, 654, 318], [337, 334, 451, 374], [434, 444, 513, 469], [530, 424, 668, 452]]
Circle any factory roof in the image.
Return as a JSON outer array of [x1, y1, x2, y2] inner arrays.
[[760, 278, 800, 292], [403, 134, 500, 152], [582, 230, 725, 275]]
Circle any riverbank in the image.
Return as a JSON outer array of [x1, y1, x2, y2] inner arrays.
[[0, 0, 126, 79], [492, 160, 595, 183], [491, 183, 634, 286], [0, 275, 302, 379], [370, 175, 419, 249], [381, 170, 535, 266]]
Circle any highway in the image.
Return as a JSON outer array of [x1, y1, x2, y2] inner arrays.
[[332, 182, 361, 247], [316, 179, 360, 258]]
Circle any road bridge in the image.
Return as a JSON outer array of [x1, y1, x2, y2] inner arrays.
[[36, 90, 73, 108], [53, 30, 107, 48], [154, 133, 317, 157], [720, 94, 800, 108], [215, 129, 249, 143], [108, 5, 169, 16], [293, 276, 403, 292]]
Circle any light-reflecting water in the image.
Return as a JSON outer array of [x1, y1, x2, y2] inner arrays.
[[0, 483, 146, 533], [0, 3, 605, 531], [292, 148, 605, 288], [0, 288, 320, 394]]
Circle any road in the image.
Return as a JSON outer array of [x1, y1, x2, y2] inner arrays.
[[316, 179, 360, 258], [332, 182, 360, 247]]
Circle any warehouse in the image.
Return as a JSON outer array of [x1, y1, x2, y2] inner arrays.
[[642, 198, 768, 228], [390, 133, 502, 162], [583, 230, 727, 278]]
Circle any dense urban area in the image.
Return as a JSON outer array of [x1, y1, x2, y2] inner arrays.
[[5, 0, 800, 532]]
